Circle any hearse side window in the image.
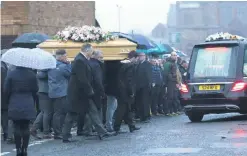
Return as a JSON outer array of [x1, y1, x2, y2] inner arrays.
[[243, 47, 247, 77]]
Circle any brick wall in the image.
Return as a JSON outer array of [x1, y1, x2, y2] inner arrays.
[[1, 1, 29, 35], [1, 1, 95, 36], [27, 1, 95, 35]]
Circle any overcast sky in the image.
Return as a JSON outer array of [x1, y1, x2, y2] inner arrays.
[[95, 0, 176, 34]]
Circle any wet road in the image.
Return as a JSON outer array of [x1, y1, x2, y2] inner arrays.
[[1, 113, 247, 156]]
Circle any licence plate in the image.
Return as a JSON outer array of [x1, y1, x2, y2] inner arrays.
[[199, 85, 220, 91]]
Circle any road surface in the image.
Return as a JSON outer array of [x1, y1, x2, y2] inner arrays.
[[1, 113, 247, 156]]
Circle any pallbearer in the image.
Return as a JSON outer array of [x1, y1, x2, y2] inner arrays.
[[114, 51, 141, 133]]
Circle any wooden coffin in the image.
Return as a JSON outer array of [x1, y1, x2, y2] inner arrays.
[[37, 38, 137, 61]]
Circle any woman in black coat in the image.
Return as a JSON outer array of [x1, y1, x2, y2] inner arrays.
[[4, 66, 38, 156]]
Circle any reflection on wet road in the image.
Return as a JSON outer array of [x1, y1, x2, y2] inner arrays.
[[1, 113, 247, 156]]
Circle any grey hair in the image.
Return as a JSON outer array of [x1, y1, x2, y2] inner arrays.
[[92, 50, 102, 58], [81, 43, 93, 53]]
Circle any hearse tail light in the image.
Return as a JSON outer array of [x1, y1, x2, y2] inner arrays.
[[180, 83, 189, 93], [231, 82, 247, 92]]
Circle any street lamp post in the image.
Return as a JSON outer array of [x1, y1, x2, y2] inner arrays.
[[116, 5, 122, 32]]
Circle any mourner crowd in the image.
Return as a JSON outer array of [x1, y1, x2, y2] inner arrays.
[[1, 44, 188, 156]]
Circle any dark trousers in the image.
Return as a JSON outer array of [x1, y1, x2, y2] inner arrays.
[[62, 112, 78, 140], [167, 82, 180, 113], [43, 95, 67, 136], [157, 85, 165, 113], [1, 110, 8, 138], [114, 98, 134, 131], [13, 120, 30, 152], [77, 112, 87, 135], [31, 111, 43, 131], [151, 85, 161, 115], [162, 87, 169, 114], [86, 100, 107, 135], [102, 98, 107, 124], [136, 87, 151, 121]]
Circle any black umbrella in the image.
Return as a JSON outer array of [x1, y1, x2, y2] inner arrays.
[[12, 33, 51, 48]]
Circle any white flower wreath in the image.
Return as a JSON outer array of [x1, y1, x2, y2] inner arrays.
[[54, 25, 118, 42]]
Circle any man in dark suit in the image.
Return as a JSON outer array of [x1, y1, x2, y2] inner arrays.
[[135, 52, 152, 123], [62, 44, 95, 142], [62, 44, 113, 143], [83, 50, 105, 135]]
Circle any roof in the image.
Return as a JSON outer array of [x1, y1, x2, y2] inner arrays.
[[196, 40, 247, 46]]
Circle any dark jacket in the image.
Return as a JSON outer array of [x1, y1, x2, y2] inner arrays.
[[136, 60, 152, 90], [89, 58, 105, 110], [151, 65, 163, 85], [117, 60, 136, 104], [89, 58, 104, 96], [67, 53, 94, 113], [37, 70, 49, 94], [4, 67, 38, 120], [1, 61, 8, 110], [167, 59, 178, 82], [178, 65, 187, 82], [104, 61, 122, 97], [48, 60, 71, 98]]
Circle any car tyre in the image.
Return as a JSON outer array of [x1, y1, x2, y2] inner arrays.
[[187, 112, 204, 122]]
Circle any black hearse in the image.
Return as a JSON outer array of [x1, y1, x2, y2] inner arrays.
[[180, 37, 247, 122]]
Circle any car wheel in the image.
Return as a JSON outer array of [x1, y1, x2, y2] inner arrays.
[[187, 113, 204, 122]]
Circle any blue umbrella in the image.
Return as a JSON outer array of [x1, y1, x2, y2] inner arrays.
[[111, 32, 156, 49]]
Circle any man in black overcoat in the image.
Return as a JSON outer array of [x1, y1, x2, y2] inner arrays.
[[114, 51, 141, 133], [135, 52, 152, 123], [62, 44, 95, 142]]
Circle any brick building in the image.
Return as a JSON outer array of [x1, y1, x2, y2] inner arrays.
[[1, 1, 96, 49]]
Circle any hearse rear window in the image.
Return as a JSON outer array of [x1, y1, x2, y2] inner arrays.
[[192, 46, 238, 78]]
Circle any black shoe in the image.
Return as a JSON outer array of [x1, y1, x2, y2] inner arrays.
[[115, 129, 128, 135], [54, 135, 63, 140], [77, 132, 83, 136], [129, 126, 141, 133], [30, 130, 42, 139], [21, 148, 27, 156], [62, 138, 78, 143], [141, 119, 150, 123], [16, 148, 22, 156], [6, 138, 15, 144], [98, 132, 115, 140], [158, 111, 165, 114], [3, 133, 7, 141]]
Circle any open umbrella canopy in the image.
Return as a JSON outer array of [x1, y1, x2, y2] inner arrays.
[[1, 48, 56, 70], [12, 33, 50, 44], [111, 32, 156, 49], [12, 33, 51, 48], [136, 42, 172, 55]]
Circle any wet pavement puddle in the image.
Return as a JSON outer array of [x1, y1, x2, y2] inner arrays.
[[144, 148, 202, 154], [211, 143, 247, 148], [217, 129, 247, 138]]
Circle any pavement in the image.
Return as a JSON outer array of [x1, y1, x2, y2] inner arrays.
[[1, 113, 247, 156]]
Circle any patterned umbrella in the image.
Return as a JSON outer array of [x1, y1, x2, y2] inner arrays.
[[1, 48, 56, 70]]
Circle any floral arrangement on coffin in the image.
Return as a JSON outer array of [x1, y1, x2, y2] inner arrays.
[[53, 25, 118, 42], [205, 32, 245, 42]]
